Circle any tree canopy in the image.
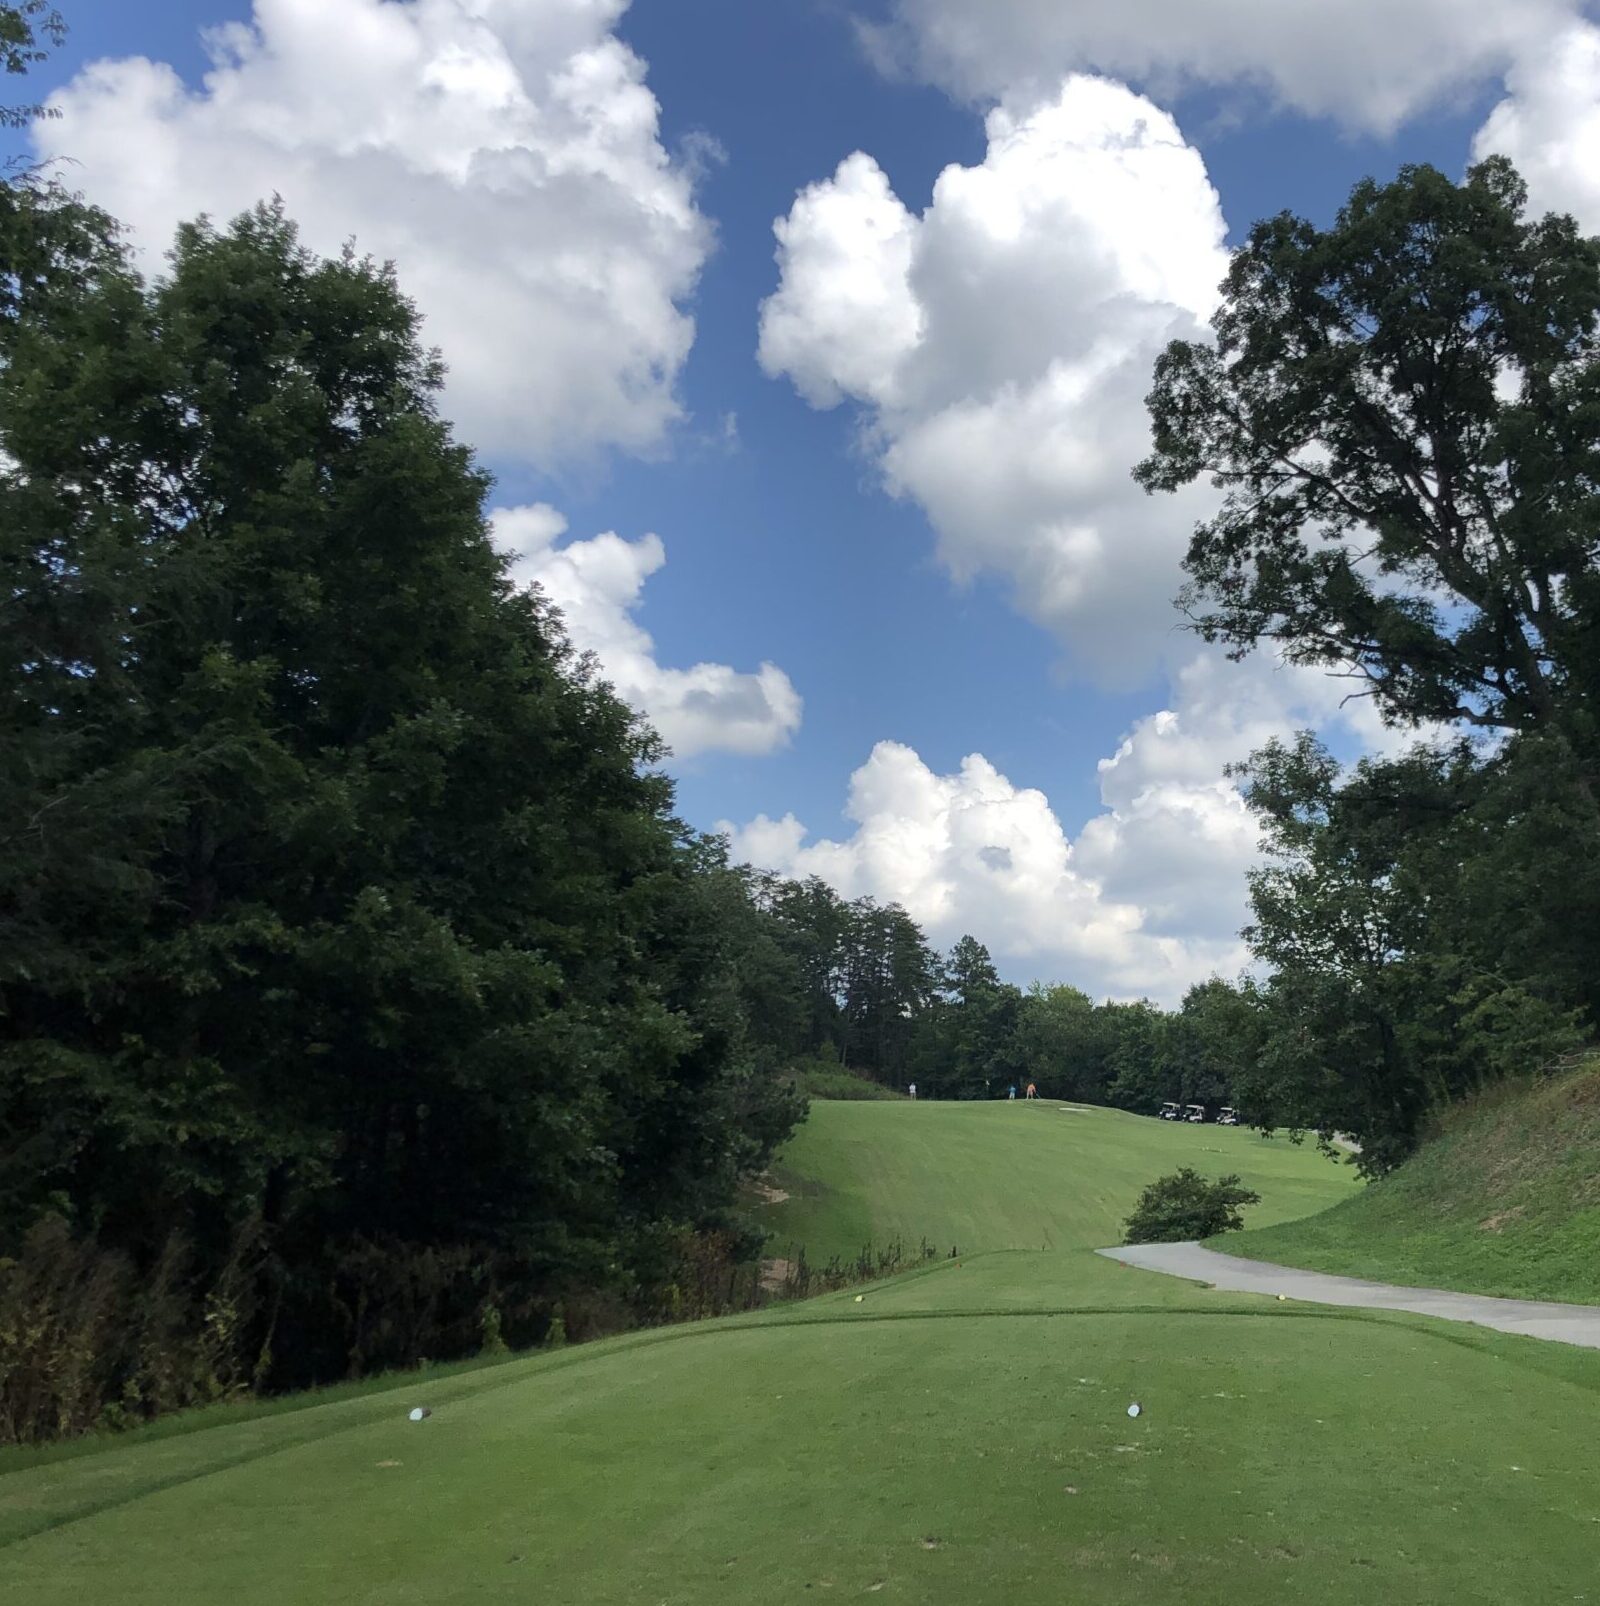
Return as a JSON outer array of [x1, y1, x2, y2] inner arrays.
[[1138, 157, 1600, 812]]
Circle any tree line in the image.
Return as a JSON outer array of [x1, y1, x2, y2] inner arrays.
[[740, 877, 1248, 1111]]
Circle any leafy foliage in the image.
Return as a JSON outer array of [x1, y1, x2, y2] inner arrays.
[[0, 177, 804, 1427], [1139, 155, 1600, 1170], [1138, 158, 1600, 805], [0, 2, 63, 129], [1226, 734, 1588, 1174], [1123, 1168, 1262, 1245]]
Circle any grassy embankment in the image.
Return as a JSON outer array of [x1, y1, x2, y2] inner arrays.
[[5, 1098, 1600, 1606], [1231, 1059, 1600, 1304]]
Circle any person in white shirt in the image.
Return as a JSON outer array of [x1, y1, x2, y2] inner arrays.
[[908, 1082, 917, 1100]]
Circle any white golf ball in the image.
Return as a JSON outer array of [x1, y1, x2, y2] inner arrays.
[[409, 1407, 428, 1421], [1127, 1402, 1142, 1418], [854, 1294, 864, 1303]]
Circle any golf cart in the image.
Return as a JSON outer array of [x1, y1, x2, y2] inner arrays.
[[1158, 1101, 1181, 1121], [1183, 1103, 1207, 1123], [1217, 1106, 1240, 1126]]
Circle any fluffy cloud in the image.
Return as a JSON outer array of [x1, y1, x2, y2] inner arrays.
[[721, 650, 1407, 1003], [36, 0, 710, 464], [866, 0, 1578, 133], [1473, 22, 1600, 229], [720, 735, 1250, 1006], [492, 505, 801, 758], [759, 77, 1229, 684], [1077, 652, 1406, 933]]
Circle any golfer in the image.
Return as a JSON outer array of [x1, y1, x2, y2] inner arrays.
[[908, 1082, 917, 1100], [1025, 1082, 1038, 1100]]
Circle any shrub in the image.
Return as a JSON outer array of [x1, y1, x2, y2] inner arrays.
[[792, 1062, 902, 1101], [1123, 1168, 1262, 1245], [479, 1305, 509, 1358]]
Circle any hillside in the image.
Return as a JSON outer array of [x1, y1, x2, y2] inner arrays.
[[1231, 1061, 1600, 1304], [764, 1099, 1356, 1262]]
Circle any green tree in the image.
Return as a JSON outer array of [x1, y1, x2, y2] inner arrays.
[[767, 876, 852, 1056], [1178, 979, 1256, 1107], [1137, 157, 1600, 818], [1016, 983, 1115, 1101], [0, 184, 801, 1391], [927, 936, 1023, 1098], [835, 899, 937, 1080], [1, 2, 63, 129], [1232, 734, 1583, 1172], [1103, 999, 1171, 1111]]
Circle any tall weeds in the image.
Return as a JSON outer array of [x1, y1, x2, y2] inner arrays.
[[0, 1217, 268, 1444]]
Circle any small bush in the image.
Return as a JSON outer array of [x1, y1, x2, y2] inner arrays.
[[478, 1305, 509, 1358], [1123, 1168, 1262, 1245]]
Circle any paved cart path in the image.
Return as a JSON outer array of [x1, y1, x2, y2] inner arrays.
[[1098, 1242, 1600, 1349]]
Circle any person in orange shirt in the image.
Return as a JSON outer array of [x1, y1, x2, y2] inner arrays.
[[1025, 1082, 1038, 1100]]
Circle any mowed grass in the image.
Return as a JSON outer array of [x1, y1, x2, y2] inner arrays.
[[1232, 1062, 1600, 1304], [765, 1098, 1356, 1261], [6, 1097, 1600, 1605]]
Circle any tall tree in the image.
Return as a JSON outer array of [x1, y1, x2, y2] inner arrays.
[[0, 185, 800, 1387], [1016, 983, 1113, 1101], [768, 876, 852, 1055], [931, 936, 1023, 1098], [1137, 157, 1600, 816], [835, 899, 937, 1079]]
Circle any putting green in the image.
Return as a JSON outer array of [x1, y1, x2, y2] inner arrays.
[[5, 1101, 1598, 1604]]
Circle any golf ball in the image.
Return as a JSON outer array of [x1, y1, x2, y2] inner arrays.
[[1127, 1402, 1141, 1418], [854, 1294, 864, 1303]]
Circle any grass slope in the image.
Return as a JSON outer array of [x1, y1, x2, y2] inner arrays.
[[6, 1098, 1600, 1605], [1231, 1062, 1600, 1304], [765, 1100, 1356, 1261]]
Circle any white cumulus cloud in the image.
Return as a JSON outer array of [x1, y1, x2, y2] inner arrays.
[[36, 0, 710, 465], [720, 650, 1406, 1003], [759, 76, 1229, 685], [492, 504, 802, 759], [1473, 21, 1600, 229], [866, 0, 1578, 133], [720, 736, 1248, 1006]]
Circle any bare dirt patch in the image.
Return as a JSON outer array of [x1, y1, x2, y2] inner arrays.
[[1478, 1207, 1527, 1233], [759, 1258, 793, 1293], [752, 1179, 790, 1205]]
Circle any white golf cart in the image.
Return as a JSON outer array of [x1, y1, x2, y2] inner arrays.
[[1158, 1101, 1181, 1121], [1183, 1103, 1207, 1123], [1217, 1106, 1240, 1126]]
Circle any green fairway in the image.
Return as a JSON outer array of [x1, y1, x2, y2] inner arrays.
[[6, 1098, 1600, 1605], [764, 1099, 1358, 1261]]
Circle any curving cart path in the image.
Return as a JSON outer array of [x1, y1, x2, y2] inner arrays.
[[1097, 1242, 1600, 1350]]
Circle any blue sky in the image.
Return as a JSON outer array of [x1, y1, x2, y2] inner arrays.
[[17, 0, 1599, 999]]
